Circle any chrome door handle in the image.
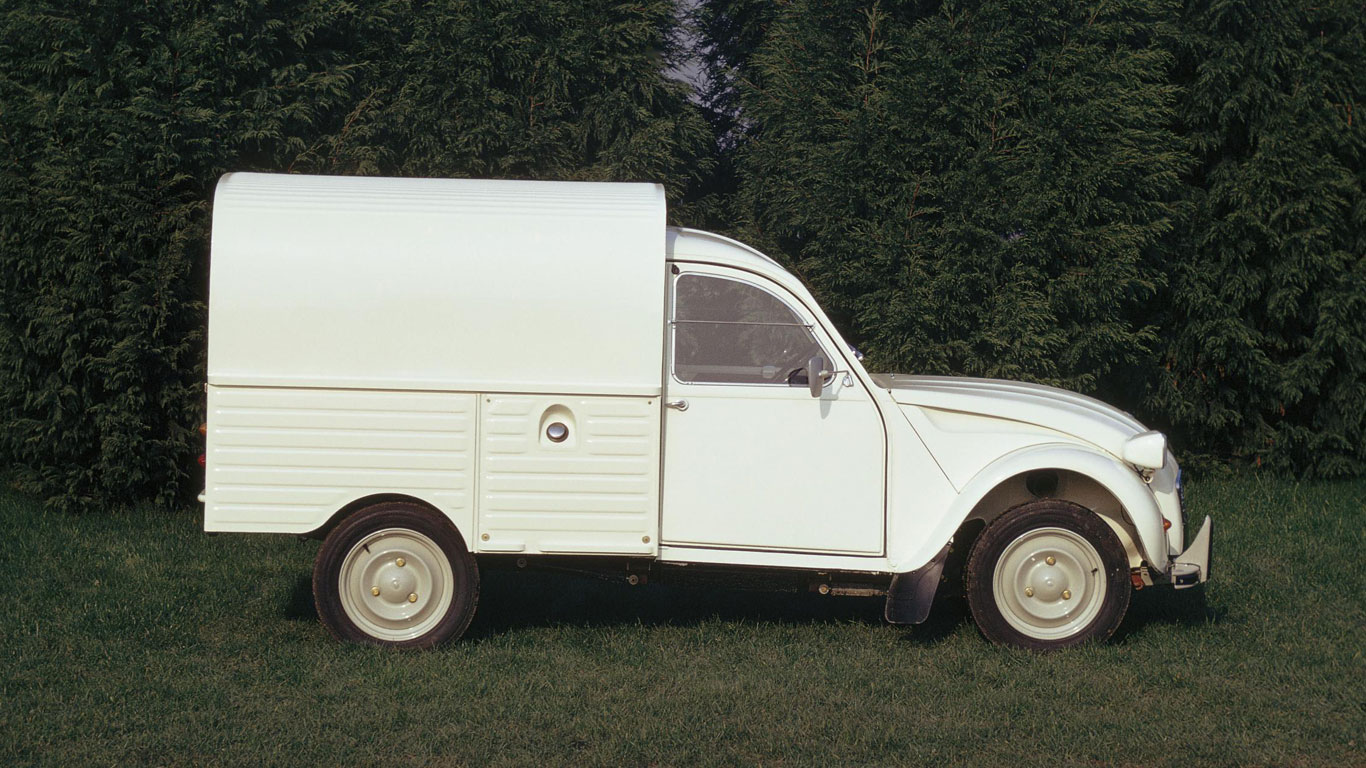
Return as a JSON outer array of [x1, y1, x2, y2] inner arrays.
[[666, 399, 689, 411]]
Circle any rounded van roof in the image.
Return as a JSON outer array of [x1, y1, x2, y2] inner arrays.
[[666, 227, 825, 322], [666, 227, 782, 272], [209, 173, 822, 396], [210, 172, 667, 395]]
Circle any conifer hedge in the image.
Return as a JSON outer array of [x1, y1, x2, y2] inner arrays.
[[0, 0, 710, 510], [1151, 0, 1366, 474], [701, 0, 1364, 476], [0, 0, 1362, 511]]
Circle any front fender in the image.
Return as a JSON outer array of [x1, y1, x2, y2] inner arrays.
[[895, 443, 1168, 572]]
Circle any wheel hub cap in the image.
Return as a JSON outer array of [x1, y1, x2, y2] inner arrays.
[[375, 562, 417, 604], [338, 529, 454, 642], [993, 526, 1107, 641]]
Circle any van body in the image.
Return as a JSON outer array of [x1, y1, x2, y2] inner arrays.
[[204, 173, 1212, 649]]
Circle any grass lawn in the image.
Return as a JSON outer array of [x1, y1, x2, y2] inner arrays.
[[1, 476, 1362, 766]]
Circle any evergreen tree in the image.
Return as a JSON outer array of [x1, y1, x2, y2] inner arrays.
[[311, 0, 714, 202], [723, 0, 1185, 402], [692, 0, 778, 148], [0, 0, 395, 510], [1150, 0, 1366, 475], [0, 0, 711, 511]]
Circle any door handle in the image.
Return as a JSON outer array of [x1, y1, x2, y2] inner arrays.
[[666, 399, 689, 411]]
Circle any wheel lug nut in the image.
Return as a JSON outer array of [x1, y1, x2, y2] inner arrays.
[[1024, 587, 1034, 597], [396, 557, 406, 567], [1062, 589, 1072, 600], [370, 586, 380, 596], [408, 593, 418, 603], [1046, 556, 1056, 566]]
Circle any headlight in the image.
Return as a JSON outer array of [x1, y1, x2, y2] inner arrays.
[[1122, 430, 1167, 470]]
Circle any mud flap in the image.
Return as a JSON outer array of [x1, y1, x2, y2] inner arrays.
[[884, 541, 952, 624]]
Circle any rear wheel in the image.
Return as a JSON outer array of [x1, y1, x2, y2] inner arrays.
[[313, 502, 479, 648], [965, 500, 1130, 650]]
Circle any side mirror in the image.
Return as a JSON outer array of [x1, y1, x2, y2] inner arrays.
[[807, 355, 827, 398]]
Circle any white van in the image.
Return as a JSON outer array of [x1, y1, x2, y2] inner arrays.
[[203, 172, 1211, 650]]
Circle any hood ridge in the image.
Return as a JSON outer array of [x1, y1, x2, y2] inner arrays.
[[871, 373, 1148, 458]]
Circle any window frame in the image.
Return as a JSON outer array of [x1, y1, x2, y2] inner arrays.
[[668, 271, 833, 388]]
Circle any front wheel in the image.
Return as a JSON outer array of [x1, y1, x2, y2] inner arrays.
[[965, 500, 1131, 650], [313, 502, 479, 648]]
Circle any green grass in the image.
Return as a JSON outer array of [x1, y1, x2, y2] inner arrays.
[[1, 478, 1362, 767]]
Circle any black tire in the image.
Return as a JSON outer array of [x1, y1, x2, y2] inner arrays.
[[313, 502, 479, 649], [965, 499, 1131, 650]]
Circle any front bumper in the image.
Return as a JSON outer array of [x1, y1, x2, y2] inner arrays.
[[1168, 515, 1212, 589]]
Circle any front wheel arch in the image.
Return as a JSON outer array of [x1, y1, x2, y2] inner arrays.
[[896, 444, 1168, 576]]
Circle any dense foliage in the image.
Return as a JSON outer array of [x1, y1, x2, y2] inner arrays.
[[1151, 0, 1366, 473], [717, 0, 1183, 391], [0, 0, 1361, 510], [701, 0, 1364, 475], [0, 0, 711, 510]]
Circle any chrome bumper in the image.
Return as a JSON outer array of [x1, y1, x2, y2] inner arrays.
[[1168, 515, 1212, 589]]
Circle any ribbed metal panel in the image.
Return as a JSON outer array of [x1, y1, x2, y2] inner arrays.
[[204, 386, 476, 533], [477, 394, 660, 555]]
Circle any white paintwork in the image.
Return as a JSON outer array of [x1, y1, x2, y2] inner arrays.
[[872, 374, 1178, 569], [1122, 430, 1168, 470], [209, 173, 666, 396], [205, 176, 1198, 612], [875, 374, 1150, 465], [659, 264, 885, 555], [203, 385, 475, 535], [1152, 461, 1184, 555], [477, 394, 660, 555], [894, 441, 1170, 571], [664, 230, 962, 570], [895, 404, 1069, 490], [657, 544, 889, 572], [1173, 515, 1212, 587]]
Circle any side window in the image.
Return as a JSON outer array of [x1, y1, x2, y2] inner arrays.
[[672, 274, 824, 385]]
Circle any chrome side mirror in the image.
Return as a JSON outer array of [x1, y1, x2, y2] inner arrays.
[[807, 355, 827, 397]]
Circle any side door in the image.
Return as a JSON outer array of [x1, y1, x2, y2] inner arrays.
[[659, 265, 886, 555]]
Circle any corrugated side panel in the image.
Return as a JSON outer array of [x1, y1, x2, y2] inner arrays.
[[204, 386, 476, 535], [478, 395, 660, 555]]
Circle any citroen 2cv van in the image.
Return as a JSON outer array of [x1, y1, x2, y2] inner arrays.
[[203, 172, 1212, 650]]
